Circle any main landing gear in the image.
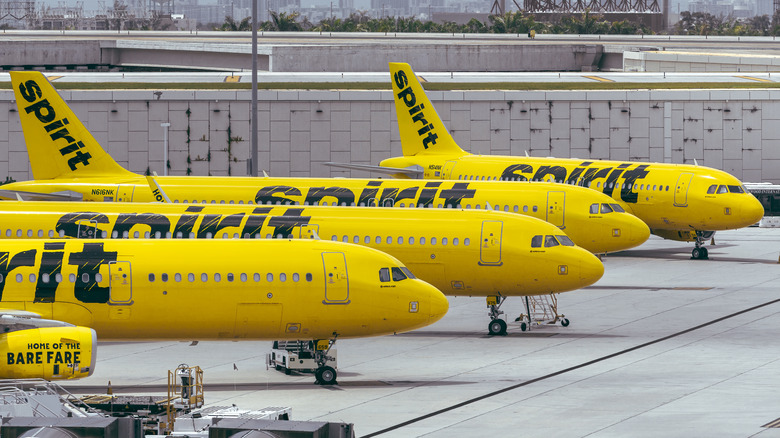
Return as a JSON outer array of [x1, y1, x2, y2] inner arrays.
[[691, 231, 715, 260], [487, 294, 507, 336]]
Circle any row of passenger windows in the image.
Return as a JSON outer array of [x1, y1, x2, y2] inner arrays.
[[455, 174, 673, 194], [332, 235, 471, 246], [379, 267, 416, 282], [530, 235, 575, 248], [589, 203, 626, 214], [707, 184, 745, 194], [148, 272, 314, 283], [0, 272, 101, 284]]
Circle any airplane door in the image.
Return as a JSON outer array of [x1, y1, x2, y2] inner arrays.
[[546, 191, 565, 228], [441, 161, 457, 179], [322, 252, 350, 304], [479, 221, 503, 266], [77, 220, 99, 238], [298, 224, 320, 239], [109, 261, 133, 304], [674, 173, 693, 207], [116, 185, 135, 202]]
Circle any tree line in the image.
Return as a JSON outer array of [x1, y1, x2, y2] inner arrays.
[[214, 9, 780, 36]]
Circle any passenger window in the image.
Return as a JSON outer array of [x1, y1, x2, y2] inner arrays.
[[353, 236, 359, 243], [49, 230, 55, 238], [81, 273, 89, 283], [531, 235, 543, 248], [254, 273, 261, 282], [161, 273, 168, 282], [214, 273, 221, 282], [16, 230, 21, 237], [364, 236, 371, 244], [442, 237, 448, 245], [15, 274, 22, 283], [227, 273, 234, 282], [188, 273, 195, 282], [408, 236, 415, 245], [523, 206, 528, 213], [331, 235, 337, 241], [379, 268, 391, 282], [600, 203, 614, 213], [69, 274, 76, 283], [386, 236, 392, 244], [544, 235, 560, 247], [398, 236, 404, 244], [26, 230, 32, 237], [666, 186, 670, 191], [60, 230, 66, 238], [149, 273, 155, 282], [532, 206, 538, 212], [420, 237, 426, 245], [342, 235, 348, 242], [29, 273, 36, 283], [42, 273, 50, 283], [590, 203, 599, 214], [280, 273, 287, 282], [453, 238, 459, 246], [717, 185, 728, 194], [431, 237, 437, 245], [292, 273, 299, 282], [391, 267, 407, 281], [55, 273, 62, 283], [707, 184, 717, 194], [174, 273, 181, 282], [375, 236, 381, 244], [610, 203, 625, 213], [464, 238, 470, 246], [201, 273, 208, 282], [557, 235, 575, 246], [267, 273, 274, 282], [306, 273, 313, 282], [513, 205, 519, 213], [241, 273, 248, 282]]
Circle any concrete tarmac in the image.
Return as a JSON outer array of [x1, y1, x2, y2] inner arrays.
[[59, 227, 780, 437]]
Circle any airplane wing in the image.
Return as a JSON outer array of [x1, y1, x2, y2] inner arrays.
[[322, 162, 424, 177], [0, 309, 76, 331], [0, 189, 83, 202]]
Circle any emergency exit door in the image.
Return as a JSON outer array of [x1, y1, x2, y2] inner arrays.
[[546, 191, 566, 228], [674, 173, 693, 207], [322, 252, 350, 304], [479, 221, 503, 266], [109, 261, 132, 304], [442, 161, 457, 179]]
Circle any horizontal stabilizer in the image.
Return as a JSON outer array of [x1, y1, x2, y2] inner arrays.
[[0, 189, 83, 202], [323, 161, 424, 177]]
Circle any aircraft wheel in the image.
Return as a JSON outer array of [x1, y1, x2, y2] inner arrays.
[[284, 368, 291, 375], [316, 366, 337, 385], [520, 322, 528, 332], [561, 318, 570, 327], [488, 319, 507, 336], [692, 248, 702, 259], [700, 247, 709, 259]]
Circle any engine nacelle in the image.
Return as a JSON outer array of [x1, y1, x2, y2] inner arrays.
[[0, 326, 97, 380]]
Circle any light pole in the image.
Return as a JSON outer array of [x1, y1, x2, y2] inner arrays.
[[161, 122, 171, 176], [251, 0, 259, 176]]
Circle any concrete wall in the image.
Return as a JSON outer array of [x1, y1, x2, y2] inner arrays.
[[1, 88, 778, 184]]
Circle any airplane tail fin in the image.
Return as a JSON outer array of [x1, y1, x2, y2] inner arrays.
[[389, 62, 467, 157], [11, 71, 134, 180]]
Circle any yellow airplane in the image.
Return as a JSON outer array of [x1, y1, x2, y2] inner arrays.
[[0, 238, 447, 384], [0, 201, 603, 336], [3, 71, 649, 255], [335, 62, 764, 260]]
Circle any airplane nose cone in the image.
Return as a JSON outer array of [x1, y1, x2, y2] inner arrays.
[[579, 252, 605, 288], [428, 287, 449, 323], [743, 196, 765, 227]]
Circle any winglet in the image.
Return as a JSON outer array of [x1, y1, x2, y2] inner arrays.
[[146, 173, 172, 203], [10, 71, 135, 180], [389, 62, 466, 157]]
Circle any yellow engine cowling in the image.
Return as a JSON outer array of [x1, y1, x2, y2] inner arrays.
[[0, 326, 97, 380]]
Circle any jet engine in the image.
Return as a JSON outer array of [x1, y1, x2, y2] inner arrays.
[[1, 326, 96, 380]]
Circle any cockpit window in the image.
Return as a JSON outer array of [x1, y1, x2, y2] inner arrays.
[[609, 203, 625, 213], [728, 185, 744, 193], [600, 203, 614, 214], [391, 267, 408, 281], [379, 268, 390, 282], [544, 235, 560, 247], [707, 184, 717, 194], [589, 203, 599, 214], [531, 235, 543, 248], [717, 185, 728, 194], [556, 235, 575, 246], [401, 267, 416, 279]]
